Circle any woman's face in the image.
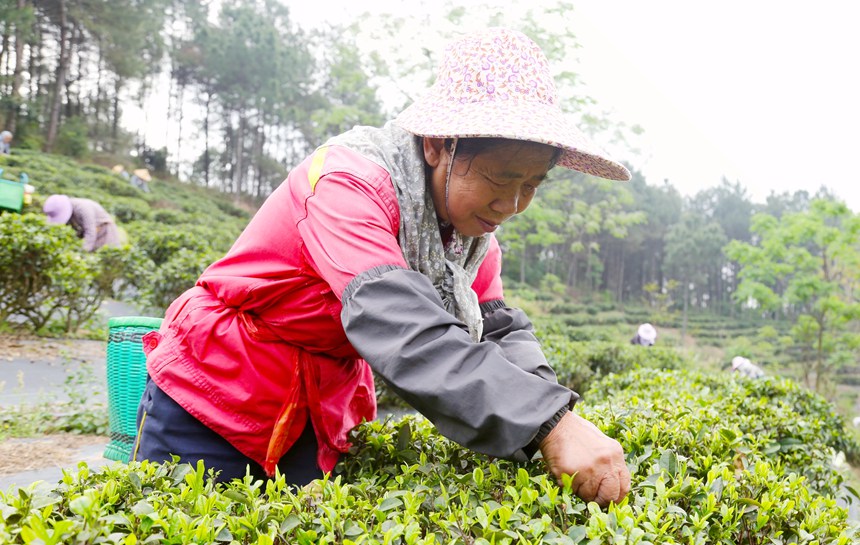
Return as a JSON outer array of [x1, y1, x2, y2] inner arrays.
[[423, 138, 555, 238]]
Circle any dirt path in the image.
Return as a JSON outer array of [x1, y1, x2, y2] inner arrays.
[[0, 434, 107, 475], [0, 333, 105, 364]]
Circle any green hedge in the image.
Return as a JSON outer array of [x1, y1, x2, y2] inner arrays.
[[375, 338, 681, 410], [1, 369, 856, 543], [540, 338, 682, 395], [0, 213, 129, 333]]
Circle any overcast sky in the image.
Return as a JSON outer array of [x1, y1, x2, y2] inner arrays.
[[287, 0, 859, 212], [571, 0, 860, 211]]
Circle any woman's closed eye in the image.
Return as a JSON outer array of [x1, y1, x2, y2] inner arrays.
[[483, 173, 541, 190], [522, 184, 538, 195], [481, 173, 507, 187]]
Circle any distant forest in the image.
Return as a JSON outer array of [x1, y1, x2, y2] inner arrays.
[[1, 0, 856, 319]]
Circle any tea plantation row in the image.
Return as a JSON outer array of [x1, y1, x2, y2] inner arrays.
[[0, 369, 856, 543]]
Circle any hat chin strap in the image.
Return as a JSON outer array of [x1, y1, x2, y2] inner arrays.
[[442, 138, 458, 228]]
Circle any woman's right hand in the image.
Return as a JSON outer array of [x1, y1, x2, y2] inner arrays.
[[539, 411, 631, 507]]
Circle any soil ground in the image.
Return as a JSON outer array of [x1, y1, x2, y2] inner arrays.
[[0, 434, 106, 475]]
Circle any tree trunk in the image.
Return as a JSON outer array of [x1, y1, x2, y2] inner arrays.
[[29, 23, 41, 111], [166, 60, 175, 158], [222, 119, 233, 192], [203, 91, 211, 187], [617, 242, 626, 306], [176, 82, 184, 177], [111, 76, 122, 152], [519, 243, 526, 284], [94, 45, 102, 144], [814, 314, 825, 393], [681, 278, 689, 345], [1, 29, 9, 83], [44, 0, 69, 152], [254, 121, 265, 198], [585, 245, 593, 293], [233, 113, 245, 195], [6, 0, 27, 133], [66, 25, 82, 118], [567, 254, 578, 287]]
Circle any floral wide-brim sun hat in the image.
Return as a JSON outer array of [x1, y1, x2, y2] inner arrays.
[[394, 27, 631, 182]]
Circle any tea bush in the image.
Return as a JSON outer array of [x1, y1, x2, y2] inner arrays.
[[541, 338, 683, 394], [127, 222, 216, 267], [144, 247, 222, 310], [590, 368, 860, 487], [562, 312, 625, 328], [531, 319, 622, 343], [1, 369, 857, 543], [547, 302, 586, 315], [375, 338, 681, 410], [109, 197, 152, 224], [0, 213, 111, 332]]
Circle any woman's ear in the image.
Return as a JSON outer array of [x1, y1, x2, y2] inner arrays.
[[422, 137, 446, 167]]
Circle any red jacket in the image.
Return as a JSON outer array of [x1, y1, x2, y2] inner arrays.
[[144, 145, 504, 475]]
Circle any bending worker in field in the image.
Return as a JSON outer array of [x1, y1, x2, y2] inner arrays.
[[731, 356, 765, 379], [43, 194, 122, 252], [133, 28, 632, 507], [630, 323, 658, 346]]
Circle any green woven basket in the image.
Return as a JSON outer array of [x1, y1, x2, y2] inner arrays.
[[104, 316, 163, 462], [0, 179, 24, 213]]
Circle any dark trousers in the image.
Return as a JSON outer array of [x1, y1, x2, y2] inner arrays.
[[132, 378, 322, 486]]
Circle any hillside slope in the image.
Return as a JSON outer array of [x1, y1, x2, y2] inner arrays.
[[1, 149, 256, 231], [1, 150, 257, 318]]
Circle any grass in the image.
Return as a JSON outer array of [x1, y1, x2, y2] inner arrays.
[[0, 361, 108, 440]]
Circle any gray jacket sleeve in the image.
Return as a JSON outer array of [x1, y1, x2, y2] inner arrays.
[[479, 300, 560, 383], [341, 265, 577, 461]]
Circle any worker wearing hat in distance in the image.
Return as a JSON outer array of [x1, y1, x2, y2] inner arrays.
[[631, 323, 658, 346], [731, 356, 765, 379], [0, 130, 12, 154], [43, 194, 122, 252], [133, 27, 632, 507]]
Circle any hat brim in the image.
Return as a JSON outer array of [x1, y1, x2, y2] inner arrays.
[[394, 94, 631, 181], [46, 208, 72, 225], [133, 169, 152, 182]]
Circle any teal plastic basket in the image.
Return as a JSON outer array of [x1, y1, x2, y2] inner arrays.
[[104, 316, 163, 462], [0, 178, 24, 212]]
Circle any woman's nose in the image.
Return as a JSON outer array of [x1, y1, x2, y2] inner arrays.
[[490, 191, 519, 215]]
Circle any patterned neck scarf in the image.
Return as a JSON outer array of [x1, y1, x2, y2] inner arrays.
[[327, 122, 490, 341]]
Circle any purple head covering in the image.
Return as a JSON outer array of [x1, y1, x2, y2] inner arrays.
[[43, 194, 73, 224]]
